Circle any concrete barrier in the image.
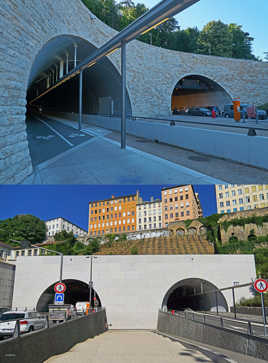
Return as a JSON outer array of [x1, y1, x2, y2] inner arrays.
[[0, 309, 107, 363], [157, 310, 268, 361], [55, 112, 268, 170]]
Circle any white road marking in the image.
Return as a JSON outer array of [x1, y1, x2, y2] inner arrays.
[[38, 118, 74, 147]]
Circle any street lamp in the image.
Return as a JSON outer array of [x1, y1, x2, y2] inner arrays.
[[11, 239, 63, 283], [86, 255, 98, 309]]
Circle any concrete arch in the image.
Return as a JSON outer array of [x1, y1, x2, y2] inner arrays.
[[36, 278, 102, 312], [161, 278, 228, 312], [27, 34, 132, 116], [171, 73, 233, 112]]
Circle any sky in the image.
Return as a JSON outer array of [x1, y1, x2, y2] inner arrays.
[[138, 0, 268, 60], [0, 185, 216, 230]]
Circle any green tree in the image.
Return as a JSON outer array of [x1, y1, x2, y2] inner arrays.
[[228, 23, 256, 60], [54, 230, 74, 241], [0, 214, 46, 244], [197, 21, 233, 57]]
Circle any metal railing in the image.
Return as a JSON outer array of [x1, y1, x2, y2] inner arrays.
[[164, 309, 268, 338]]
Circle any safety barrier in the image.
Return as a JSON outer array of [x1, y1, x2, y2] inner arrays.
[[0, 308, 107, 363], [157, 310, 268, 360]]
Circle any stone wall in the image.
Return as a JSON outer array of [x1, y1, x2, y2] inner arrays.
[[0, 261, 15, 310], [1, 0, 268, 183]]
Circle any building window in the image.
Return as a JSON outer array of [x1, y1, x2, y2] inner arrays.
[[219, 193, 223, 199]]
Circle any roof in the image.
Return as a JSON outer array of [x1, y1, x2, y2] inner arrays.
[[0, 242, 13, 250], [45, 217, 87, 233], [89, 192, 138, 205]]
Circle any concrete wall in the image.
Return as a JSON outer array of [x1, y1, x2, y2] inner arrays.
[[65, 113, 268, 170], [157, 310, 268, 361], [0, 310, 107, 363], [0, 261, 15, 310], [1, 0, 268, 183], [12, 255, 256, 329]]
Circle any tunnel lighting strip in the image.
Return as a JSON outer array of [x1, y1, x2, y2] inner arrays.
[[141, 17, 169, 35], [28, 0, 199, 105]]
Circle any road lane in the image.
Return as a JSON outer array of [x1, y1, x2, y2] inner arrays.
[[26, 116, 93, 166], [45, 330, 226, 363]]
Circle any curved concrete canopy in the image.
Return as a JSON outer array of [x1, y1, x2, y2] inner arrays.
[[36, 279, 101, 312], [162, 278, 228, 312], [27, 35, 132, 115]]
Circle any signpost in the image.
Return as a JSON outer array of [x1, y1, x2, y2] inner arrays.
[[253, 278, 268, 336], [54, 282, 66, 294], [55, 293, 65, 305]]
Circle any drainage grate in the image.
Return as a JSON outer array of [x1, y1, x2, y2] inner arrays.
[[188, 155, 210, 162]]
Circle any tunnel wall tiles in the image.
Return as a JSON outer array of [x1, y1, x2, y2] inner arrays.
[[1, 0, 268, 182]]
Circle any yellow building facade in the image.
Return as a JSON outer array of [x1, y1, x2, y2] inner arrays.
[[215, 184, 268, 214], [88, 192, 139, 236]]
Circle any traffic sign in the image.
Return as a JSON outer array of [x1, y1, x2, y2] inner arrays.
[[54, 282, 66, 293], [54, 293, 64, 305], [254, 278, 268, 293]]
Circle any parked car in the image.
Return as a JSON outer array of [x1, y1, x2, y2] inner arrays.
[[0, 311, 46, 340], [188, 107, 212, 117], [172, 108, 188, 115], [75, 301, 90, 315], [223, 104, 267, 120]]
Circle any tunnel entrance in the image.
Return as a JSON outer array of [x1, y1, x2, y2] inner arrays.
[[162, 278, 228, 312], [36, 279, 101, 312], [27, 35, 132, 117], [171, 75, 232, 113]]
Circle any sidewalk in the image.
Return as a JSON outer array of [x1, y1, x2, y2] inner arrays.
[[24, 114, 268, 184]]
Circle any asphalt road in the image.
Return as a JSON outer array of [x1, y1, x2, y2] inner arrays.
[[26, 115, 93, 166], [45, 330, 243, 363]]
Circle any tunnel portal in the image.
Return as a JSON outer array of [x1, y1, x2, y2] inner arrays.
[[36, 279, 101, 312], [162, 278, 228, 312], [171, 75, 232, 113], [27, 35, 132, 117]]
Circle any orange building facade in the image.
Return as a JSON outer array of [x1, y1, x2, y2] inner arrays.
[[88, 192, 139, 236], [161, 185, 202, 227]]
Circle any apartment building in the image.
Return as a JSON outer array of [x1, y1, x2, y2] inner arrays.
[[215, 184, 268, 214], [46, 217, 87, 238], [136, 198, 162, 231], [88, 192, 139, 236], [161, 185, 203, 227]]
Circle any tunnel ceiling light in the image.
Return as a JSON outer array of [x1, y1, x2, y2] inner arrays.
[[87, 61, 97, 68], [105, 47, 119, 57], [141, 17, 169, 35]]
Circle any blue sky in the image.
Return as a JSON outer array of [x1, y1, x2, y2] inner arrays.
[[138, 0, 267, 60], [0, 185, 216, 230]]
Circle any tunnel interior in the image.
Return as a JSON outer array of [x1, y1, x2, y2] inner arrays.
[[171, 75, 232, 113], [36, 279, 101, 312], [162, 278, 228, 312], [27, 35, 132, 117]]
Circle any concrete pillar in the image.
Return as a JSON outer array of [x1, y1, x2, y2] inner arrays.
[[59, 59, 64, 78], [66, 53, 69, 74], [74, 44, 78, 69]]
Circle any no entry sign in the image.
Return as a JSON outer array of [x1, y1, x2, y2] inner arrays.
[[254, 278, 268, 293], [54, 282, 66, 293]]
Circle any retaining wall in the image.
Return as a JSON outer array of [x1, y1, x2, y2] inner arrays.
[[0, 309, 107, 363], [157, 310, 268, 361]]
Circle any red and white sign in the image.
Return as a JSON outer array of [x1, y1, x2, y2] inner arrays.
[[254, 278, 268, 293], [54, 282, 66, 293]]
